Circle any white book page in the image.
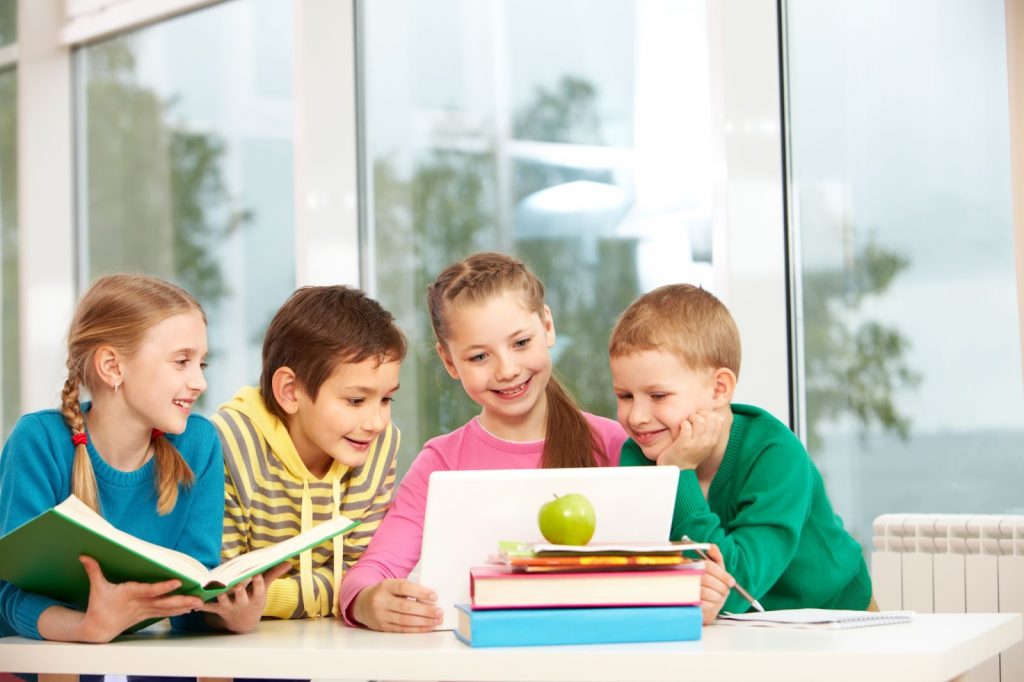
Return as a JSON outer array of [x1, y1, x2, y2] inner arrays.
[[56, 495, 209, 581], [206, 514, 357, 587]]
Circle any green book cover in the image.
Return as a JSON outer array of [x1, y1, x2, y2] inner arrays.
[[0, 495, 360, 608]]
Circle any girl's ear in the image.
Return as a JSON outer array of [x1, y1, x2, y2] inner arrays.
[[542, 304, 557, 349], [92, 346, 123, 392], [435, 342, 460, 380], [711, 367, 737, 407], [272, 366, 302, 416]]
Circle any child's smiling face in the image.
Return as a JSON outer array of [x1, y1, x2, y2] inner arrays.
[[288, 357, 401, 475], [610, 349, 717, 461], [437, 289, 556, 439], [119, 310, 208, 435]]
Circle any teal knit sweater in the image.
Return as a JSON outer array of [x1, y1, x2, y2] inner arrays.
[[0, 407, 224, 639], [620, 403, 871, 614]]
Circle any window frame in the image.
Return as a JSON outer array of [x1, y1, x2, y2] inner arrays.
[[18, 0, 1020, 438]]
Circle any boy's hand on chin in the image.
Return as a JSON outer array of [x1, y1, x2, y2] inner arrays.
[[656, 409, 726, 470]]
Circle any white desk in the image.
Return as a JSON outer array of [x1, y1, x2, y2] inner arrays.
[[1, 613, 1020, 682]]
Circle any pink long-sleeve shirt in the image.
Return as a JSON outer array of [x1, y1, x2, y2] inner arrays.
[[339, 413, 627, 624]]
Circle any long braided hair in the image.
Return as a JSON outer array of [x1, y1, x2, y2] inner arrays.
[[427, 252, 608, 468], [64, 274, 202, 515]]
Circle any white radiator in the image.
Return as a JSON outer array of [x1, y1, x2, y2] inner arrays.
[[872, 513, 1024, 682]]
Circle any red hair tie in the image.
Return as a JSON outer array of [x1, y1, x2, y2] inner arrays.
[[151, 429, 164, 439], [71, 433, 88, 447]]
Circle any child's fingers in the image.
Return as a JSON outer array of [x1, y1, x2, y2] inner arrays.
[[701, 602, 722, 626], [200, 593, 235, 616], [230, 581, 252, 607], [701, 545, 735, 589], [125, 578, 187, 599], [702, 572, 731, 600], [703, 559, 730, 586], [702, 557, 731, 590], [263, 562, 291, 583], [207, 580, 253, 610], [385, 592, 444, 632], [371, 581, 444, 632], [382, 604, 442, 632], [387, 579, 437, 604], [230, 578, 253, 597], [691, 412, 706, 437], [384, 619, 438, 633], [144, 593, 204, 615], [389, 593, 442, 619], [704, 543, 725, 566], [246, 574, 265, 600], [79, 555, 112, 587], [201, 592, 235, 616]]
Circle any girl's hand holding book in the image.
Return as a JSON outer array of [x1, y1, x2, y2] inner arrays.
[[46, 554, 204, 643], [202, 561, 292, 634]]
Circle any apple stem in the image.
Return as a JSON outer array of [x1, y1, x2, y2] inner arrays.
[[552, 494, 559, 500]]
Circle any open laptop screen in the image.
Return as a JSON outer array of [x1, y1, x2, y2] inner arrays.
[[418, 466, 680, 629]]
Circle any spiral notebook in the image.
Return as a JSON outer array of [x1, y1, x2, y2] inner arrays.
[[717, 608, 915, 629]]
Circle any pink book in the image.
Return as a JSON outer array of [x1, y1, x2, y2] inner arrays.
[[469, 563, 704, 610]]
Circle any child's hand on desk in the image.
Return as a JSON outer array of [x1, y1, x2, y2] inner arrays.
[[202, 561, 291, 634], [700, 544, 733, 625], [352, 579, 443, 632], [656, 409, 726, 471]]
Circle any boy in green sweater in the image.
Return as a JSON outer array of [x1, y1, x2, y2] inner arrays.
[[609, 284, 872, 615]]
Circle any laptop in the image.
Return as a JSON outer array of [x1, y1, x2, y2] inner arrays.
[[418, 466, 680, 629]]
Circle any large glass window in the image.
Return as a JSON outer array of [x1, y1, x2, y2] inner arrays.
[[786, 0, 1024, 546], [0, 0, 15, 47], [360, 0, 718, 472], [0, 67, 17, 438], [75, 0, 294, 408]]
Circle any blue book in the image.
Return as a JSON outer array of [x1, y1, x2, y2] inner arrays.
[[453, 604, 702, 647]]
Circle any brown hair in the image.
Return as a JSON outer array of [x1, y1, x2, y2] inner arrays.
[[609, 284, 741, 378], [64, 274, 203, 515], [427, 252, 607, 468], [259, 285, 408, 421]]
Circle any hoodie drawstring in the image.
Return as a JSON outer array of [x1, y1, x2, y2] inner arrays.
[[299, 480, 317, 617], [332, 477, 342, 617]]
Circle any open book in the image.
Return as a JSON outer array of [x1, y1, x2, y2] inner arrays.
[[503, 539, 711, 556], [494, 540, 708, 572], [718, 608, 916, 629], [0, 494, 359, 606]]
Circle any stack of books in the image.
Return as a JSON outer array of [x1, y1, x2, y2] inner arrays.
[[453, 540, 707, 647]]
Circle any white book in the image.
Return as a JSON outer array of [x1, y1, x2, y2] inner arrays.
[[717, 608, 915, 629]]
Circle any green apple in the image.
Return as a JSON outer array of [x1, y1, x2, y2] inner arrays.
[[538, 493, 596, 545]]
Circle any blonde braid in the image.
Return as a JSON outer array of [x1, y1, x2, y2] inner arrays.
[[153, 433, 195, 515], [60, 370, 100, 513]]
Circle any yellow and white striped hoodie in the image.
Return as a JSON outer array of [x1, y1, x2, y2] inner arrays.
[[211, 386, 399, 619]]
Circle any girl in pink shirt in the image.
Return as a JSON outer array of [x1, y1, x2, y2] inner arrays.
[[340, 252, 732, 631]]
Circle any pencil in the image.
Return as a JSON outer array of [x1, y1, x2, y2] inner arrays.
[[690, 544, 765, 613], [729, 579, 765, 613]]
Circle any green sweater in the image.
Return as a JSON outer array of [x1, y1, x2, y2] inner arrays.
[[620, 403, 871, 614]]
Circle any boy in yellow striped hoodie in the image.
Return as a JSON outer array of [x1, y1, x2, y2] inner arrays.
[[211, 286, 405, 620]]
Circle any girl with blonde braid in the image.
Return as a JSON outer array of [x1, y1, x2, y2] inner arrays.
[[0, 274, 284, 643]]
